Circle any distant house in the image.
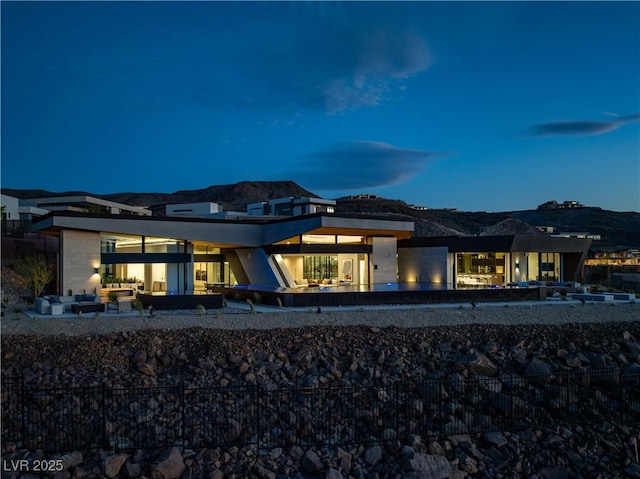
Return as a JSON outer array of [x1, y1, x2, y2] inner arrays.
[[246, 197, 336, 216], [537, 200, 585, 210]]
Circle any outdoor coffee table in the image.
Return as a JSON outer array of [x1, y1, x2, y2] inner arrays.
[[71, 303, 105, 314]]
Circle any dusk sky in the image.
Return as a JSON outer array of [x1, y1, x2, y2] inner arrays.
[[2, 1, 639, 212]]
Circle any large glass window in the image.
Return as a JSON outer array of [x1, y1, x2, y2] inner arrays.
[[539, 252, 559, 281], [303, 256, 338, 280], [302, 234, 335, 245], [456, 252, 506, 286], [101, 234, 142, 253]]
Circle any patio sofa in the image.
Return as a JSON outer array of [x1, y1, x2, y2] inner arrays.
[[294, 278, 340, 288], [34, 294, 103, 315]]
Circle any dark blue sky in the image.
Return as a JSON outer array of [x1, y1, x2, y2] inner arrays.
[[2, 1, 639, 212]]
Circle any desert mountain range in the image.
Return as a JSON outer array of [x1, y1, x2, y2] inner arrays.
[[3, 181, 639, 248]]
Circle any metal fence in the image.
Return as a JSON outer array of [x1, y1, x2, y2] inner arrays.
[[2, 368, 639, 453]]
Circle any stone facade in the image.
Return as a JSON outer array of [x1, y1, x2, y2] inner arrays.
[[60, 230, 101, 297]]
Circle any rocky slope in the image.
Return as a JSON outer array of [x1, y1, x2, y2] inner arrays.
[[2, 317, 640, 478]]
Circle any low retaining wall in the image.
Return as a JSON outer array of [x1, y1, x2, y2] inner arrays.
[[137, 293, 223, 310], [215, 286, 543, 308]]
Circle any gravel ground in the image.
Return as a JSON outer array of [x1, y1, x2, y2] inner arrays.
[[2, 300, 639, 336]]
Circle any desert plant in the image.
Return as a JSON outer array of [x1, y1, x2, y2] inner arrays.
[[276, 297, 283, 309], [14, 254, 54, 301], [133, 301, 144, 316], [94, 311, 100, 320], [246, 299, 256, 314], [107, 291, 119, 304], [253, 292, 261, 304], [195, 304, 206, 315]]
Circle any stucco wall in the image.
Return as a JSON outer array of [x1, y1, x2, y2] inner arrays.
[[369, 237, 397, 284], [234, 248, 282, 287], [397, 246, 449, 284], [60, 230, 102, 297]]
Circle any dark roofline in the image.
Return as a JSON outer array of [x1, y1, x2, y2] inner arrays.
[[399, 234, 591, 253], [33, 210, 415, 230]]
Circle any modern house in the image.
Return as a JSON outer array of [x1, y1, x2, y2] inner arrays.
[[397, 235, 592, 287], [1, 193, 150, 235], [31, 210, 414, 302], [29, 202, 594, 307]]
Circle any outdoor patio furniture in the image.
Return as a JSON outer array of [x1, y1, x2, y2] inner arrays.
[[71, 303, 105, 314], [107, 299, 132, 314]]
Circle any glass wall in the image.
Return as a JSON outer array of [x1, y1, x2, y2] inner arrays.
[[303, 255, 338, 280], [456, 252, 506, 287], [539, 252, 560, 281]]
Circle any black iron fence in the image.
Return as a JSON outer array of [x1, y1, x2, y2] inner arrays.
[[2, 369, 639, 453]]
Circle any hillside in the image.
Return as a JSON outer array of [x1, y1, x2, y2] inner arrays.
[[335, 198, 640, 248], [3, 181, 318, 213], [3, 182, 639, 248]]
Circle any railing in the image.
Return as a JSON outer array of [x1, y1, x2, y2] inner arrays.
[[2, 368, 639, 453]]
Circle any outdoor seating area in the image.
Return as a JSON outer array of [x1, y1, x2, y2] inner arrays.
[[34, 294, 103, 315], [294, 278, 341, 288]]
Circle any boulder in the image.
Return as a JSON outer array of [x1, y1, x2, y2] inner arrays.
[[301, 449, 324, 473], [150, 447, 186, 479], [404, 453, 457, 479], [455, 349, 498, 376], [102, 453, 129, 479]]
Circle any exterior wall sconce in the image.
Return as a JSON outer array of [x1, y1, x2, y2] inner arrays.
[[93, 267, 100, 274], [515, 262, 520, 269]]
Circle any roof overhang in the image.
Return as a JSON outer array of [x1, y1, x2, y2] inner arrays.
[[399, 235, 592, 253], [32, 212, 263, 248], [260, 214, 414, 245], [32, 211, 415, 249]]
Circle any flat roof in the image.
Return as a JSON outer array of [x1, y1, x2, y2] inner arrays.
[[399, 235, 592, 253], [32, 211, 415, 248]]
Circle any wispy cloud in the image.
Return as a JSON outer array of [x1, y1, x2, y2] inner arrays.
[[295, 141, 450, 190], [521, 113, 640, 137], [202, 15, 430, 114]]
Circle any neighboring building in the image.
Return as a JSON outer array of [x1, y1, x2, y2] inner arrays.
[[551, 231, 601, 241], [1, 193, 50, 235], [585, 248, 640, 266], [246, 197, 336, 216], [21, 195, 151, 216], [537, 200, 585, 210], [536, 225, 601, 241], [346, 194, 379, 200], [397, 235, 592, 286], [1, 193, 151, 235], [166, 202, 220, 217]]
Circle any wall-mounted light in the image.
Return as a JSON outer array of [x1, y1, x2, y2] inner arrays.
[[93, 267, 100, 274], [515, 262, 520, 269]]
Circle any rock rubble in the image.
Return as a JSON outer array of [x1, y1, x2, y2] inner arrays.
[[2, 312, 640, 478]]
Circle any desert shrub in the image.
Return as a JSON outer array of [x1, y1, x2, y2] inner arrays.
[[14, 255, 54, 301], [246, 299, 256, 314], [195, 304, 206, 315]]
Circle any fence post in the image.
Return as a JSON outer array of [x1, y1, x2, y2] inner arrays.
[[101, 383, 109, 451], [439, 377, 443, 438], [20, 376, 26, 449], [256, 386, 261, 451], [327, 385, 332, 449], [181, 382, 186, 453], [395, 382, 400, 443]]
